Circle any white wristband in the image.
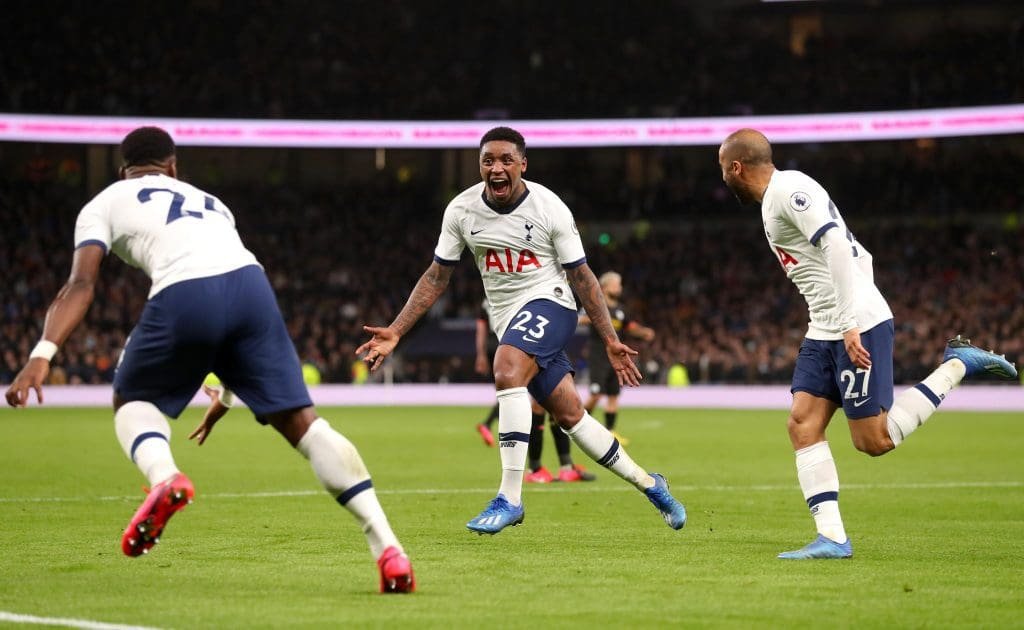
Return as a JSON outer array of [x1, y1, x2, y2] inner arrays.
[[29, 340, 58, 361], [219, 388, 235, 408]]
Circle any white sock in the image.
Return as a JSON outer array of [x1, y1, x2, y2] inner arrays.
[[297, 418, 400, 559], [887, 360, 965, 446], [795, 441, 846, 544], [114, 401, 180, 486], [566, 412, 652, 490], [496, 387, 531, 505]]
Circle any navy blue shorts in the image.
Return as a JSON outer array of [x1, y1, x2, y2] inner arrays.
[[114, 265, 312, 420], [499, 299, 577, 403], [791, 319, 895, 419]]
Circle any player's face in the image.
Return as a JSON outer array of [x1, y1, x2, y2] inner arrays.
[[603, 277, 622, 300], [480, 141, 527, 207], [718, 147, 755, 205]]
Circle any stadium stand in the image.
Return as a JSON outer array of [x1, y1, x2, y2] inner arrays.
[[1, 1, 1021, 386], [2, 138, 1020, 386], [1, 2, 1021, 119]]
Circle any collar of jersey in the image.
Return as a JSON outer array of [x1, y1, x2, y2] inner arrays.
[[481, 187, 530, 214]]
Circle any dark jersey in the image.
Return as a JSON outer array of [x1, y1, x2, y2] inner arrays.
[[587, 304, 632, 371], [479, 302, 499, 358], [584, 304, 631, 396]]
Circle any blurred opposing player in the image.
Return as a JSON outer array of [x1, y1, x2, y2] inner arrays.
[[358, 126, 686, 534], [4, 127, 414, 593], [718, 128, 1018, 560], [579, 271, 656, 446]]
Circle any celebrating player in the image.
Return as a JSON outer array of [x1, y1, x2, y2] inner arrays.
[[717, 128, 1018, 559], [4, 127, 414, 593], [579, 270, 656, 447], [358, 126, 686, 534]]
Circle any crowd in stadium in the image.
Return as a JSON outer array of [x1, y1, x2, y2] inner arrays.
[[2, 136, 1021, 387], [2, 2, 1021, 120], [1, 1, 1021, 388]]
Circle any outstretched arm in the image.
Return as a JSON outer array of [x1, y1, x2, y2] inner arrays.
[[356, 261, 454, 371], [565, 263, 642, 386], [5, 244, 103, 407], [189, 385, 233, 445], [626, 321, 656, 342]]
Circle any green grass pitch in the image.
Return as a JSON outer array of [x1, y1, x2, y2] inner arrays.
[[1, 405, 1021, 628]]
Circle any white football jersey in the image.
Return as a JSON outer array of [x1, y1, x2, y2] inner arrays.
[[74, 173, 260, 297], [761, 169, 892, 340], [434, 180, 585, 337]]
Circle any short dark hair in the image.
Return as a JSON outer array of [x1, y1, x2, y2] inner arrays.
[[480, 126, 526, 156], [120, 126, 176, 167]]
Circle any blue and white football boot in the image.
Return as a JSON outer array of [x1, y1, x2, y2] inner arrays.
[[466, 494, 525, 535], [644, 473, 687, 530], [943, 335, 1018, 379], [777, 534, 853, 560]]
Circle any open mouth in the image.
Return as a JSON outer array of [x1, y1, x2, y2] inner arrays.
[[489, 178, 510, 198]]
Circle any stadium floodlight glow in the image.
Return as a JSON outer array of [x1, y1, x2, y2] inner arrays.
[[1, 104, 1022, 148]]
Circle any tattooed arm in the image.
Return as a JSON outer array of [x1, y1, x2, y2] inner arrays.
[[566, 263, 617, 345], [566, 263, 642, 386], [357, 261, 454, 371]]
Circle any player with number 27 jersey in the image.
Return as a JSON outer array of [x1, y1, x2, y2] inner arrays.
[[720, 128, 1017, 562], [434, 179, 584, 339], [760, 169, 892, 340]]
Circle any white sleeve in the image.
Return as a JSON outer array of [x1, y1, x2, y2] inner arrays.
[[780, 186, 838, 248], [73, 192, 113, 253], [550, 200, 586, 267], [432, 201, 466, 264], [819, 227, 859, 333]]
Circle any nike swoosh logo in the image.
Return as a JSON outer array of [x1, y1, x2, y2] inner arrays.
[[522, 336, 538, 343], [852, 398, 872, 407], [470, 229, 485, 235]]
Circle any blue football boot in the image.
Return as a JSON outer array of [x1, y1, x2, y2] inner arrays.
[[778, 534, 853, 559], [466, 495, 524, 535], [943, 335, 1017, 379], [644, 473, 687, 530]]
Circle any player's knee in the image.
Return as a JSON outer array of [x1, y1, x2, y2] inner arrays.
[[492, 360, 529, 390], [550, 403, 584, 429], [785, 414, 804, 436], [492, 369, 519, 390], [268, 406, 317, 446], [786, 413, 829, 449], [852, 434, 893, 457]]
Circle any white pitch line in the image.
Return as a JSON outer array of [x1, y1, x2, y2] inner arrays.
[[0, 480, 1020, 504], [0, 611, 163, 630]]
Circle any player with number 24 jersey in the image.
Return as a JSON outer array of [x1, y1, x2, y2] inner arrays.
[[5, 127, 414, 593], [74, 174, 258, 297]]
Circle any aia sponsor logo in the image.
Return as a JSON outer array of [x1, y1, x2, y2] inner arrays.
[[775, 246, 799, 270], [484, 248, 541, 273]]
